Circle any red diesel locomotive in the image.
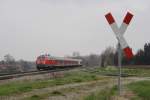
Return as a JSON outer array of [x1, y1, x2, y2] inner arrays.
[[36, 54, 82, 70]]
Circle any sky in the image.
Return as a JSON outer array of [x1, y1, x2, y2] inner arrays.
[[0, 0, 150, 61]]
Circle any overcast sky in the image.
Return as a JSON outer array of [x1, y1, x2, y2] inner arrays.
[[0, 0, 150, 61]]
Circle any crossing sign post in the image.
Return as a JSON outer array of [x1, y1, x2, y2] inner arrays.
[[105, 12, 134, 95]]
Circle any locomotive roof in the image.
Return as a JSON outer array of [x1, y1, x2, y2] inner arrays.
[[38, 54, 82, 61]]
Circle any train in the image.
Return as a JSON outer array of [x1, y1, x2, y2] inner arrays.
[[36, 54, 82, 70]]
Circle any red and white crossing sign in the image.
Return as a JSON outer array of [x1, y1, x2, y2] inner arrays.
[[105, 12, 134, 60]]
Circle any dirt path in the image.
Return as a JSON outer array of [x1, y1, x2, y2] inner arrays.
[[1, 76, 149, 100], [46, 77, 150, 100], [2, 77, 113, 100]]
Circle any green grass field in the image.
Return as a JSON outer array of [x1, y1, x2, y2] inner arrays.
[[94, 66, 150, 77], [0, 70, 103, 96], [84, 80, 150, 100], [0, 66, 150, 99], [127, 80, 150, 100], [84, 86, 117, 100], [25, 90, 65, 100], [82, 66, 150, 100]]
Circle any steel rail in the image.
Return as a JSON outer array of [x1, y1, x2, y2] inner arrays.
[[0, 67, 73, 80]]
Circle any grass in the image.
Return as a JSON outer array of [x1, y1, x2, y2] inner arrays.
[[95, 66, 150, 77], [50, 90, 65, 96], [84, 80, 150, 100], [0, 71, 102, 96], [83, 66, 150, 100], [28, 95, 42, 100], [1, 66, 150, 97], [25, 90, 65, 100], [25, 78, 110, 100], [127, 80, 150, 100], [84, 85, 117, 100]]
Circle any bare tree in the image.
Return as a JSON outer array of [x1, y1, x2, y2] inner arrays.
[[18, 59, 36, 72], [72, 52, 80, 57], [4, 54, 15, 64], [1, 54, 21, 73], [100, 47, 116, 67]]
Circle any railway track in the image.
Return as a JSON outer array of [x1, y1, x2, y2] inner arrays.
[[2, 65, 144, 80], [0, 67, 74, 80]]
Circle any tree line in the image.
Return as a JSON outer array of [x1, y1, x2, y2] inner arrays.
[[0, 42, 150, 73], [122, 43, 150, 65], [101, 43, 150, 67], [0, 54, 35, 73], [74, 42, 150, 67]]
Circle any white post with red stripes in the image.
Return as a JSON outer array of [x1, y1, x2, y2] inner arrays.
[[105, 12, 134, 95]]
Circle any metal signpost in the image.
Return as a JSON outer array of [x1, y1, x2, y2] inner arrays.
[[118, 43, 122, 95], [105, 12, 134, 95]]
